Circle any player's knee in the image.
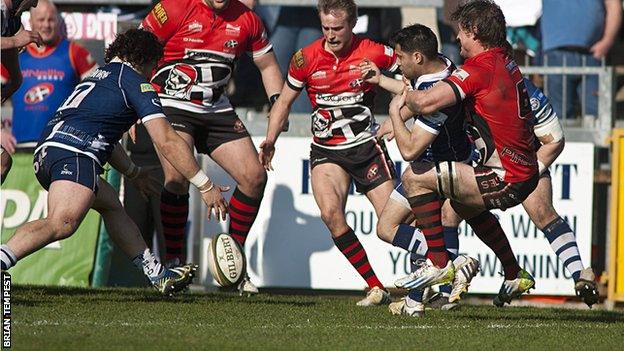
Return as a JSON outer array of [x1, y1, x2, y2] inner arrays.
[[239, 167, 267, 194], [376, 220, 394, 243], [320, 207, 345, 230], [49, 216, 80, 240]]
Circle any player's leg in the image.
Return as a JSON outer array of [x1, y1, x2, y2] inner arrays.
[[155, 111, 195, 263], [0, 147, 12, 184], [311, 161, 386, 305], [209, 136, 267, 248], [93, 179, 196, 295], [1, 180, 93, 270], [522, 174, 598, 306]]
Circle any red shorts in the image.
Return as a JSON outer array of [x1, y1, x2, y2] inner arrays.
[[474, 166, 538, 210]]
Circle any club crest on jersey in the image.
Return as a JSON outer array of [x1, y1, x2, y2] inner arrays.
[[349, 79, 363, 88], [24, 83, 54, 104], [366, 163, 380, 181], [224, 40, 238, 49], [452, 69, 469, 81], [292, 50, 305, 69], [152, 3, 168, 26], [530, 97, 540, 111], [164, 64, 198, 98], [188, 20, 203, 33]]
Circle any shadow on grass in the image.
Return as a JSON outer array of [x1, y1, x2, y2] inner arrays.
[[451, 306, 624, 324], [12, 285, 317, 308]]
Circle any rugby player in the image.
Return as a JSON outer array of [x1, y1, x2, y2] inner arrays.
[[259, 0, 398, 306], [141, 0, 283, 294], [0, 29, 229, 295], [394, 0, 539, 306]]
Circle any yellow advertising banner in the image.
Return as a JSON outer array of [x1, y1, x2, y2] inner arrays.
[[609, 129, 624, 302]]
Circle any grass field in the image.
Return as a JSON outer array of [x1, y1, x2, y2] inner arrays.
[[8, 285, 624, 351]]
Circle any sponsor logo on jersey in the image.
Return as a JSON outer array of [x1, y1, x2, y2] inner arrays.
[[311, 71, 326, 80], [530, 97, 539, 111], [349, 79, 363, 88], [140, 83, 155, 93], [88, 69, 111, 80], [225, 23, 241, 36], [22, 68, 65, 80], [60, 164, 73, 176], [451, 69, 469, 81], [164, 63, 198, 97], [315, 92, 363, 106], [152, 3, 168, 26], [24, 83, 54, 104], [384, 45, 393, 57], [292, 49, 305, 69], [183, 37, 204, 43], [224, 40, 238, 49], [188, 20, 203, 33]]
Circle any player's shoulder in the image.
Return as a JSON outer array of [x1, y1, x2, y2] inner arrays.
[[290, 39, 323, 69], [150, 0, 193, 22]]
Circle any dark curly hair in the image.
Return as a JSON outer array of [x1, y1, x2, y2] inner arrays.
[[104, 29, 163, 67], [390, 24, 438, 60], [451, 0, 507, 50]]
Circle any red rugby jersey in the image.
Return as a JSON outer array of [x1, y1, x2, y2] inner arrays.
[[287, 36, 398, 149], [142, 0, 272, 114], [444, 47, 537, 183]]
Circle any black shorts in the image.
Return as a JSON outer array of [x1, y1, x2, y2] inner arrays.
[[34, 146, 102, 192], [474, 166, 538, 211], [163, 107, 250, 155], [310, 139, 396, 194]]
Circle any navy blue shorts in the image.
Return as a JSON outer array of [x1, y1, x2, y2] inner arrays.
[[33, 146, 103, 192]]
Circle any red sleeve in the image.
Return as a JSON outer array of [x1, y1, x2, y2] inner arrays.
[[0, 64, 9, 86], [286, 49, 309, 91], [444, 62, 491, 100], [246, 12, 272, 58], [140, 0, 184, 43], [69, 42, 97, 79], [367, 40, 398, 72]]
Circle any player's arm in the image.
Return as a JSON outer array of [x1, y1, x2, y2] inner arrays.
[[534, 116, 565, 174], [590, 0, 622, 59], [0, 48, 21, 102], [405, 81, 457, 116], [253, 52, 283, 101], [389, 90, 437, 161], [108, 142, 162, 198], [359, 59, 405, 95], [1, 27, 42, 49], [259, 84, 300, 170]]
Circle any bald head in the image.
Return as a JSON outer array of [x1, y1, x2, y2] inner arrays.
[[30, 0, 59, 46]]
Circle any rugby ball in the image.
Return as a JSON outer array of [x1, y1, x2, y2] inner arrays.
[[206, 233, 246, 287]]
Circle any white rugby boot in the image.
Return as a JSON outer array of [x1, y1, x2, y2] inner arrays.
[[238, 273, 259, 297], [449, 255, 480, 303], [389, 296, 425, 317], [395, 259, 455, 290], [356, 286, 391, 306]]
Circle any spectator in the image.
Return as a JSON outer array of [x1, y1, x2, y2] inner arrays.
[[540, 0, 622, 120], [7, 0, 97, 148]]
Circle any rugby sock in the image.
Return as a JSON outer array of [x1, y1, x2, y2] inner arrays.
[[408, 289, 424, 303], [391, 224, 423, 254], [543, 217, 584, 282], [333, 229, 385, 290], [467, 211, 520, 280], [439, 226, 460, 295], [160, 189, 189, 262], [407, 192, 449, 267], [1, 245, 17, 270], [229, 187, 262, 247], [132, 248, 164, 280]]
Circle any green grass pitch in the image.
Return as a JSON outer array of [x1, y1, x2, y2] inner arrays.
[[9, 285, 624, 351]]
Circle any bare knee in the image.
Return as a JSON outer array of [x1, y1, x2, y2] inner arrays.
[[49, 216, 81, 240], [238, 167, 267, 196], [320, 208, 348, 236], [376, 220, 396, 243]]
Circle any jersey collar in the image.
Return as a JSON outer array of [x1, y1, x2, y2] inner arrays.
[[412, 54, 453, 90]]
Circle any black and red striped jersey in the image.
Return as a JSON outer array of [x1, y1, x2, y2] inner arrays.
[[141, 0, 272, 114], [287, 36, 398, 149]]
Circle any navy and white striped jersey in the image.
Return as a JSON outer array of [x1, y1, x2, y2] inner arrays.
[[410, 55, 471, 163], [524, 78, 557, 129], [36, 60, 166, 166]]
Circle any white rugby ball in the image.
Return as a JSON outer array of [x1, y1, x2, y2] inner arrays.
[[206, 233, 246, 287]]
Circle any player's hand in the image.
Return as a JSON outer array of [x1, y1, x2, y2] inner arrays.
[[258, 139, 275, 171], [127, 165, 162, 200], [590, 38, 613, 60], [359, 59, 381, 85], [200, 184, 230, 221], [14, 28, 43, 48], [376, 118, 395, 141], [0, 128, 17, 154], [389, 89, 407, 115], [128, 120, 142, 144]]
